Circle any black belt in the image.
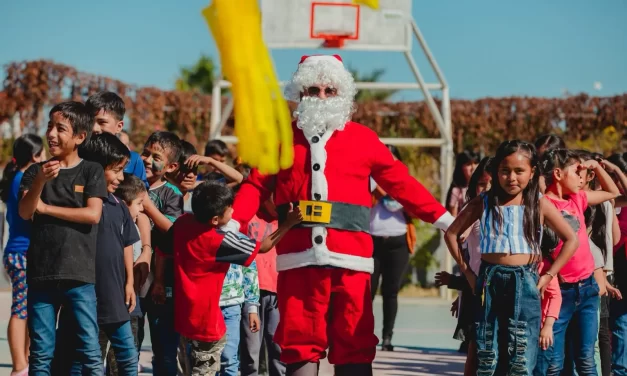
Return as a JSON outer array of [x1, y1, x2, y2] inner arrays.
[[277, 200, 370, 233]]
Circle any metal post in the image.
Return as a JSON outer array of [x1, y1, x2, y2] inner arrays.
[[402, 51, 447, 140], [411, 20, 448, 90], [211, 96, 234, 140], [209, 77, 222, 139]]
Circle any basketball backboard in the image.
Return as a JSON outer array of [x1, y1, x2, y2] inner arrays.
[[261, 0, 412, 51]]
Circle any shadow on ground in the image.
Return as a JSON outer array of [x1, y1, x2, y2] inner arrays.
[[371, 346, 465, 376]]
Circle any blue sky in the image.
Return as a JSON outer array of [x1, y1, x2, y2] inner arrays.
[[1, 0, 626, 100]]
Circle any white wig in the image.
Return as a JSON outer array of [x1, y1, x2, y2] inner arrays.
[[283, 55, 358, 103]]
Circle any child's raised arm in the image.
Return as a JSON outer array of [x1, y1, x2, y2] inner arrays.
[[584, 160, 620, 206], [186, 155, 244, 184], [444, 195, 483, 292], [260, 204, 302, 252], [539, 197, 579, 286]]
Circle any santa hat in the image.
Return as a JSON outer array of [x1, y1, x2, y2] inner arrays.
[[298, 55, 344, 70]]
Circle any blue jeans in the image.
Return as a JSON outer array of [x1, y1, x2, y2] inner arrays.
[[219, 304, 242, 376], [611, 295, 627, 375], [146, 297, 179, 376], [99, 321, 139, 376], [475, 262, 541, 376], [28, 282, 102, 376], [547, 274, 600, 376]]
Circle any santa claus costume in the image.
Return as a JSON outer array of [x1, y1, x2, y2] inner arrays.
[[232, 54, 454, 376]]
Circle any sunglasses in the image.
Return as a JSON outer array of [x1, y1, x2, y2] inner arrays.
[[305, 86, 337, 97]]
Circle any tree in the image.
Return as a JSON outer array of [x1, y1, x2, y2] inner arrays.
[[348, 67, 397, 102], [175, 55, 217, 94]]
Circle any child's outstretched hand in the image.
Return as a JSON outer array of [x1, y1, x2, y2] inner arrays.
[[435, 271, 452, 288], [285, 203, 303, 227], [539, 324, 554, 350]]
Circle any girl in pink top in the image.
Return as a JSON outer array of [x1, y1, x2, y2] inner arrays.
[[538, 148, 619, 376]]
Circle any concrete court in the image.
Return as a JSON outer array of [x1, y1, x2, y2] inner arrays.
[[0, 277, 465, 376]]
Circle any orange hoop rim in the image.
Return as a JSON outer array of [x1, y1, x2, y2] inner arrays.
[[320, 34, 351, 48], [310, 2, 361, 48]]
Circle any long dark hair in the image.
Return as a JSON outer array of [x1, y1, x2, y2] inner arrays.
[[446, 150, 480, 206], [0, 134, 44, 203], [487, 140, 541, 249], [578, 150, 609, 260], [466, 157, 492, 202], [540, 148, 580, 188]]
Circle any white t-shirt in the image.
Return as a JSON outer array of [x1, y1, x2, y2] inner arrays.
[[369, 178, 406, 237]]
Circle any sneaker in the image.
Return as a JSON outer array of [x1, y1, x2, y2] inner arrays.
[[381, 337, 394, 351], [10, 366, 28, 376]]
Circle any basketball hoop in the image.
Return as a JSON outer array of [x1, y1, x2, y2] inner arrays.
[[310, 2, 360, 49]]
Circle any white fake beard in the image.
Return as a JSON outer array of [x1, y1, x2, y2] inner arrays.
[[294, 96, 354, 137]]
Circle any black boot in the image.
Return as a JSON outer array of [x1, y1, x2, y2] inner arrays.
[[286, 361, 319, 376], [381, 337, 394, 351], [334, 363, 373, 376]]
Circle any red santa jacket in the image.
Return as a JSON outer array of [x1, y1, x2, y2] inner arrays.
[[233, 121, 454, 273]]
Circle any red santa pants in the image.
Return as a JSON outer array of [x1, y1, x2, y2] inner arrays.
[[274, 267, 379, 365]]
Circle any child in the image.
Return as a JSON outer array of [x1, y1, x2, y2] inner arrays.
[[86, 91, 147, 186], [167, 142, 249, 375], [534, 134, 566, 193], [79, 133, 140, 375], [155, 180, 302, 375], [140, 131, 184, 376], [445, 150, 480, 216], [0, 134, 44, 376], [540, 148, 620, 375], [435, 156, 491, 376], [198, 163, 256, 376], [240, 198, 284, 376], [113, 174, 149, 374], [581, 151, 622, 376], [204, 139, 229, 169], [444, 140, 579, 375], [19, 101, 107, 374]]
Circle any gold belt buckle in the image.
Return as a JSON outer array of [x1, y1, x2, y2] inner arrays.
[[299, 200, 332, 224]]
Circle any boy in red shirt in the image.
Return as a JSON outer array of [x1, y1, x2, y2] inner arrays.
[[156, 181, 302, 375]]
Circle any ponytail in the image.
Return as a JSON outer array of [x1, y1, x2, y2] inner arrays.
[[0, 134, 44, 203]]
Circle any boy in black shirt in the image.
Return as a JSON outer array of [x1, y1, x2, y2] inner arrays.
[[80, 133, 140, 375], [19, 102, 107, 375]]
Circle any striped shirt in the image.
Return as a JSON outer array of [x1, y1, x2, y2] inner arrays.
[[479, 194, 539, 255]]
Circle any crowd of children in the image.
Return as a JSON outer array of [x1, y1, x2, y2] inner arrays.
[[437, 134, 627, 376], [4, 89, 627, 376], [0, 91, 296, 376]]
